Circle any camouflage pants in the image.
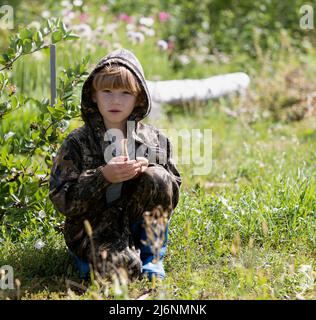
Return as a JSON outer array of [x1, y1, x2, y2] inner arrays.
[[66, 166, 175, 281]]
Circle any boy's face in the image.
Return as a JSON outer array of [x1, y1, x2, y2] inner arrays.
[[93, 88, 137, 127]]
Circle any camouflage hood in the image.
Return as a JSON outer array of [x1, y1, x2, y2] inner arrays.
[[81, 48, 152, 141]]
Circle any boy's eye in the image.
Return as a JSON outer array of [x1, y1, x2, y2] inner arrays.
[[102, 89, 111, 93], [123, 91, 132, 95]]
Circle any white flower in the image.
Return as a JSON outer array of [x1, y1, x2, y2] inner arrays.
[[146, 29, 155, 37], [33, 51, 44, 61], [258, 162, 265, 168], [38, 210, 46, 219], [4, 132, 15, 141], [34, 239, 45, 250], [61, 0, 72, 8], [218, 195, 233, 212], [217, 52, 230, 63], [86, 42, 96, 53], [105, 23, 118, 35], [140, 26, 155, 37], [73, 0, 83, 6], [178, 54, 190, 65], [126, 23, 135, 31], [72, 23, 92, 38], [157, 39, 168, 51], [113, 42, 122, 50], [139, 16, 154, 27], [299, 265, 312, 273], [195, 54, 205, 64], [298, 265, 314, 293], [62, 9, 75, 20], [41, 10, 51, 19], [96, 17, 104, 26], [127, 31, 144, 44], [28, 21, 41, 30], [202, 21, 209, 30], [95, 26, 104, 34]]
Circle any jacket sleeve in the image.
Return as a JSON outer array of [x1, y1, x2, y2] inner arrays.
[[148, 133, 182, 209], [165, 136, 181, 209], [49, 135, 110, 218]]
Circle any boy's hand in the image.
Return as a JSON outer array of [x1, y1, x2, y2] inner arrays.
[[136, 157, 149, 173], [101, 156, 142, 183], [132, 157, 149, 179]]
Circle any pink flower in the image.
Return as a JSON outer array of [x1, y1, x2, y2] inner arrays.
[[159, 11, 170, 22], [100, 5, 108, 12], [157, 39, 168, 51], [167, 40, 175, 51], [118, 13, 133, 24], [79, 12, 88, 23]]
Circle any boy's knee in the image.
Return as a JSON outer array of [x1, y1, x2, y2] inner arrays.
[[122, 165, 174, 220], [140, 165, 172, 189], [87, 244, 142, 281]]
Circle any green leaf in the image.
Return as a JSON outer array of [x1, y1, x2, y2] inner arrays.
[[41, 98, 50, 107], [33, 31, 44, 47], [6, 48, 16, 57], [0, 55, 6, 66], [45, 154, 53, 166], [8, 34, 17, 46], [18, 95, 26, 105], [10, 193, 20, 203], [64, 33, 80, 40], [79, 61, 88, 74], [0, 77, 9, 94], [55, 17, 61, 27], [40, 26, 49, 36], [58, 21, 67, 35], [34, 98, 49, 113], [47, 106, 65, 120], [51, 30, 63, 44], [61, 90, 73, 100], [20, 28, 33, 40], [45, 19, 52, 31], [1, 54, 10, 63], [22, 39, 33, 53], [11, 96, 18, 109], [15, 38, 23, 52]]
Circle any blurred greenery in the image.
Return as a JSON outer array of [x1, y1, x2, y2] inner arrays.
[[0, 0, 315, 300]]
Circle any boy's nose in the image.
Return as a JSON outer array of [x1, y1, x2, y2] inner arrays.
[[111, 93, 121, 103]]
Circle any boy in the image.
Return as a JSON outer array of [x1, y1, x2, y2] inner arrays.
[[49, 49, 181, 281]]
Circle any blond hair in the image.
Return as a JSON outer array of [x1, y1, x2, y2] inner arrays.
[[92, 64, 141, 96]]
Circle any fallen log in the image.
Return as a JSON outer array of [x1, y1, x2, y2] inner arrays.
[[146, 72, 250, 118]]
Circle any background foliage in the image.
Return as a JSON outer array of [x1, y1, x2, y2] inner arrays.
[[0, 0, 315, 299]]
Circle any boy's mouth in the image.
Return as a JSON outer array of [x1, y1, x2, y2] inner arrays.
[[108, 109, 121, 113]]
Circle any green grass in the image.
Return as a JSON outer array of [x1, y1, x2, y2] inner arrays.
[[1, 104, 315, 300], [1, 5, 315, 300]]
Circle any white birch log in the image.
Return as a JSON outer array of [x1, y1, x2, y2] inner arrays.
[[146, 72, 250, 119]]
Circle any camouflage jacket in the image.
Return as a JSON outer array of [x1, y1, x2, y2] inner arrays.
[[49, 49, 182, 225]]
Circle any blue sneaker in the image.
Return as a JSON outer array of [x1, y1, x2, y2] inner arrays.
[[130, 219, 169, 280], [68, 250, 90, 280]]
